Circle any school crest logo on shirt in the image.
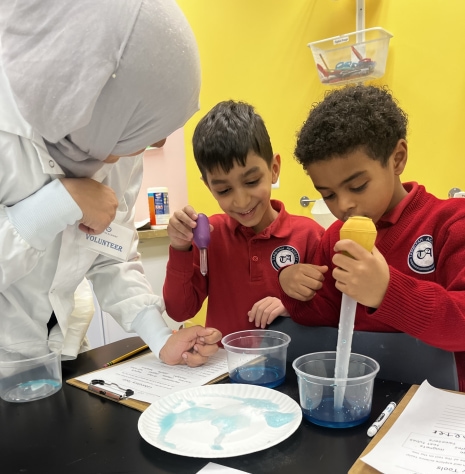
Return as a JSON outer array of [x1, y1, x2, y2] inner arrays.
[[408, 235, 435, 274], [270, 246, 300, 271]]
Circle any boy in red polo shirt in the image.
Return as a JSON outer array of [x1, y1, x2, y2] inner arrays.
[[278, 84, 465, 391], [163, 100, 324, 338]]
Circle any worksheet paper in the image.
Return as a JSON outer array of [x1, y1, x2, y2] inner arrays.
[[361, 380, 465, 473], [197, 463, 250, 474], [75, 348, 229, 404]]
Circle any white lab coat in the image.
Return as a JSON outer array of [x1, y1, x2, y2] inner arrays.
[[0, 64, 171, 359]]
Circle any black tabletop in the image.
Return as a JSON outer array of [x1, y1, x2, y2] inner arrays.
[[0, 337, 409, 474]]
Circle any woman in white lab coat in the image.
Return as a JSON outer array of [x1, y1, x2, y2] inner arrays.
[[0, 0, 221, 365]]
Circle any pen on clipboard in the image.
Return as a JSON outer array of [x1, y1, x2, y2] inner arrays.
[[103, 344, 149, 367], [367, 401, 397, 437]]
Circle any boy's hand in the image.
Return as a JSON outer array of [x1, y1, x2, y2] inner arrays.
[[167, 206, 214, 251], [159, 326, 222, 367], [332, 240, 390, 308], [279, 264, 328, 301], [61, 178, 118, 235], [248, 297, 290, 328]]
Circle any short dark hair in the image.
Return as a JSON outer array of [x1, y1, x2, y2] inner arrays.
[[295, 85, 408, 169], [192, 100, 273, 181]]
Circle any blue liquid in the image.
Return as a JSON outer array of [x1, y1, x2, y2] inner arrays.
[[230, 365, 285, 388], [302, 396, 370, 429], [156, 396, 296, 450], [4, 379, 61, 403]]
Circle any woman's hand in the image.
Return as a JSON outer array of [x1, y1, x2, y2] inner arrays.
[[159, 325, 222, 367]]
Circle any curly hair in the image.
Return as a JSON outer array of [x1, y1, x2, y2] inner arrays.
[[192, 100, 273, 181], [295, 85, 408, 169]]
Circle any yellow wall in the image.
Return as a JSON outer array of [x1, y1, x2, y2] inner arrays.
[[176, 0, 465, 325]]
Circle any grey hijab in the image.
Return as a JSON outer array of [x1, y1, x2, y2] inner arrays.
[[0, 0, 200, 177]]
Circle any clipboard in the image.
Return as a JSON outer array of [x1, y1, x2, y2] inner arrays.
[[66, 350, 229, 413], [348, 384, 421, 473], [348, 383, 465, 473], [67, 374, 153, 412]]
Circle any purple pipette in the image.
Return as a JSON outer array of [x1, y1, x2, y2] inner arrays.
[[192, 213, 210, 276]]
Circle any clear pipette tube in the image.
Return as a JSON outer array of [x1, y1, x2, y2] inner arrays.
[[199, 248, 208, 276], [334, 294, 357, 409], [334, 216, 377, 410], [193, 213, 210, 278]]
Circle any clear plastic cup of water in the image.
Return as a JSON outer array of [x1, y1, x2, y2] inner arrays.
[[293, 351, 379, 428], [0, 341, 62, 403], [222, 329, 291, 388]]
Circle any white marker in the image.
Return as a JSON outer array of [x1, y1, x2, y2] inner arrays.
[[367, 401, 397, 437]]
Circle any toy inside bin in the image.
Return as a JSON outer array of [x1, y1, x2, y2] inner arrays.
[[308, 27, 393, 86]]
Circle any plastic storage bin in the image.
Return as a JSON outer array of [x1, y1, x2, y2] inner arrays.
[[308, 27, 393, 86]]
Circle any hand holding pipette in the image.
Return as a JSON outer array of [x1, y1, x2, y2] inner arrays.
[[167, 206, 211, 259], [334, 216, 377, 409], [192, 213, 210, 276]]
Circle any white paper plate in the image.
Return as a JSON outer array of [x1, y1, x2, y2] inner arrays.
[[138, 384, 302, 458]]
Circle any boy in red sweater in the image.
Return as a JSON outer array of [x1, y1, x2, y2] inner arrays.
[[163, 100, 324, 338], [278, 84, 465, 391]]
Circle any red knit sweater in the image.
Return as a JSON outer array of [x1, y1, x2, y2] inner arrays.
[[281, 183, 465, 391], [163, 200, 324, 341]]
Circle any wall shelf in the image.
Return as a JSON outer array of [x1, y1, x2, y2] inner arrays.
[[137, 228, 169, 240]]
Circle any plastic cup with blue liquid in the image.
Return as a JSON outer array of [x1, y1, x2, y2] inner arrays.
[[293, 351, 379, 428], [0, 340, 62, 403], [222, 329, 291, 389]]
